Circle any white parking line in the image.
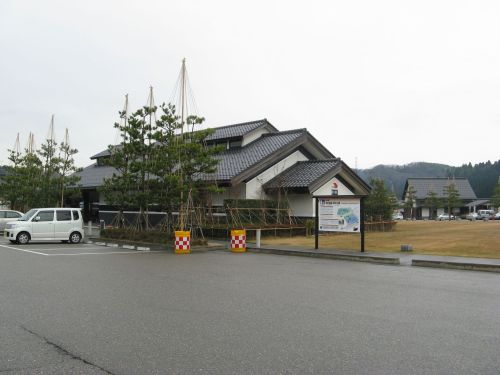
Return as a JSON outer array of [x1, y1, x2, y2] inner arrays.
[[23, 247, 108, 252], [0, 243, 163, 256], [0, 244, 49, 256], [46, 251, 162, 256]]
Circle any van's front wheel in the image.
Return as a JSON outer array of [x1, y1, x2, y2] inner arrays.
[[16, 232, 30, 245], [69, 232, 82, 244]]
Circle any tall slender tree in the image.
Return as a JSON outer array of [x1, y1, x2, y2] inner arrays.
[[0, 147, 25, 211], [404, 184, 417, 219], [58, 129, 81, 207], [424, 189, 440, 219], [38, 137, 60, 207], [443, 181, 461, 220], [19, 148, 44, 212], [365, 178, 395, 221], [102, 106, 155, 230]]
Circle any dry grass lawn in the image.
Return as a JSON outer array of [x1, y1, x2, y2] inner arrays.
[[262, 220, 500, 259]]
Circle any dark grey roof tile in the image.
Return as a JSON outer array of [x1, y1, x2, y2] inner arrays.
[[74, 163, 119, 188], [205, 119, 275, 141], [209, 129, 306, 180], [264, 159, 340, 189], [406, 178, 477, 200]]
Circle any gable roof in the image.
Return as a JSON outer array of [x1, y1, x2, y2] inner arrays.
[[404, 177, 477, 200], [209, 129, 307, 182], [205, 119, 277, 142], [74, 163, 119, 188], [90, 119, 277, 160], [91, 148, 114, 160], [79, 128, 335, 189], [264, 159, 340, 190], [209, 129, 334, 184], [263, 159, 371, 195]]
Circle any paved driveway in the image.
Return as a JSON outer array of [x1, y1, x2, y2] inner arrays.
[[1, 237, 499, 374]]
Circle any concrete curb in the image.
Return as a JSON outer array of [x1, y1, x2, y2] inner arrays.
[[412, 259, 500, 273], [247, 247, 400, 265], [85, 238, 499, 273], [85, 239, 159, 252], [85, 238, 225, 253]]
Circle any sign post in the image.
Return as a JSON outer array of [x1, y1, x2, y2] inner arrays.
[[314, 195, 366, 252]]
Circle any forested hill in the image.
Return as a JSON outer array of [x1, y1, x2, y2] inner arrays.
[[452, 161, 500, 198], [356, 161, 500, 199]]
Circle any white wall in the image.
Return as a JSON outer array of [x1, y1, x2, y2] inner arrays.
[[283, 177, 355, 218], [311, 177, 353, 216], [242, 127, 271, 146], [313, 177, 353, 196], [245, 150, 308, 199], [421, 207, 430, 218]]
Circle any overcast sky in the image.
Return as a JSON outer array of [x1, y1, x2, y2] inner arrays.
[[1, 0, 499, 169]]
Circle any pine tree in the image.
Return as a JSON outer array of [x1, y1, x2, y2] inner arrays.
[[0, 148, 25, 211], [365, 178, 394, 221], [424, 190, 440, 219], [58, 129, 81, 207], [443, 181, 461, 220], [18, 149, 44, 212], [37, 136, 61, 207], [404, 184, 417, 219], [102, 106, 155, 230], [102, 102, 221, 232]]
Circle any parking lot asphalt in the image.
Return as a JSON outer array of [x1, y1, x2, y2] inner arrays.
[[1, 237, 500, 374], [0, 238, 157, 257]]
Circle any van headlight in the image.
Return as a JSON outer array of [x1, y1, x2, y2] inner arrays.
[[6, 223, 18, 229]]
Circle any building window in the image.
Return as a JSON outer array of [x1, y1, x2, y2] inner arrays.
[[229, 140, 242, 149]]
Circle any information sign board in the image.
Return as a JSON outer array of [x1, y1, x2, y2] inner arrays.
[[318, 197, 361, 232]]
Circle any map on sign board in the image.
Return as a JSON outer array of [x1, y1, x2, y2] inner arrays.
[[318, 198, 360, 232]]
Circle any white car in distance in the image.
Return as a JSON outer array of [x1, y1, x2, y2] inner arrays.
[[437, 213, 455, 221], [0, 209, 23, 231]]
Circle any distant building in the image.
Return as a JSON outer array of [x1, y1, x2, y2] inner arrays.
[[75, 119, 371, 222], [402, 177, 477, 219]]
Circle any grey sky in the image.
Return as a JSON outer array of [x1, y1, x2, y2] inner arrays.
[[1, 0, 499, 169]]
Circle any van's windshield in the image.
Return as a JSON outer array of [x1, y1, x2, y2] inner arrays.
[[19, 209, 38, 221]]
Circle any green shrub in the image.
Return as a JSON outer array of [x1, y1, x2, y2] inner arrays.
[[101, 228, 171, 244]]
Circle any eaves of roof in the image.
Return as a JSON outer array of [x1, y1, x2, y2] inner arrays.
[[205, 119, 278, 142], [262, 159, 338, 191], [309, 161, 343, 192], [90, 119, 278, 159], [332, 160, 372, 195], [91, 148, 112, 160], [403, 177, 477, 200], [73, 163, 119, 188], [263, 158, 371, 196], [231, 130, 308, 185]]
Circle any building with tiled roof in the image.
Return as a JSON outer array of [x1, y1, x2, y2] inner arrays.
[[402, 177, 478, 219], [76, 119, 370, 220]]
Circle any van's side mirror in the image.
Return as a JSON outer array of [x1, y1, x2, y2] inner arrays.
[[33, 216, 41, 222]]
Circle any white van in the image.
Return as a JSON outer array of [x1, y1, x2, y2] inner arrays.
[[478, 209, 494, 219], [4, 208, 84, 244]]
